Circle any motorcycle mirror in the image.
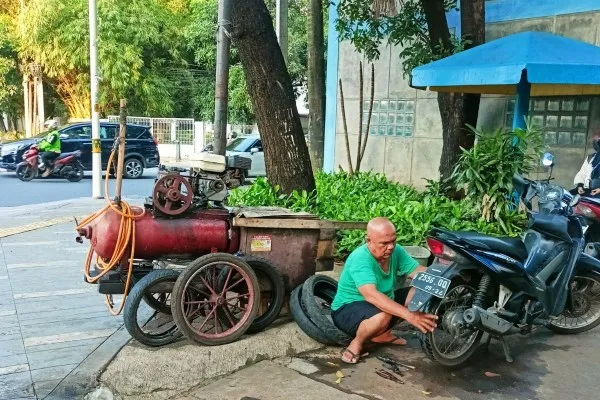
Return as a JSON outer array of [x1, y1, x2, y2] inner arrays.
[[541, 152, 555, 167], [570, 194, 581, 208]]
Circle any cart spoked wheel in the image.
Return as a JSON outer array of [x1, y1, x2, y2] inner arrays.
[[171, 253, 261, 346], [216, 256, 285, 334], [123, 269, 183, 347]]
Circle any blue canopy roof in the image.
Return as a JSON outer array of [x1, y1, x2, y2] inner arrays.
[[411, 31, 600, 96]]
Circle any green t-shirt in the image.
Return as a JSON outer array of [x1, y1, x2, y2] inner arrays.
[[331, 244, 419, 311]]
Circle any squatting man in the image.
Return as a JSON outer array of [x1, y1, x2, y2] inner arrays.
[[331, 217, 438, 364]]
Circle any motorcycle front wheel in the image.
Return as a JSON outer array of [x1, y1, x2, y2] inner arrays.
[[16, 164, 35, 182], [547, 272, 600, 334], [420, 281, 483, 368], [67, 161, 84, 182]]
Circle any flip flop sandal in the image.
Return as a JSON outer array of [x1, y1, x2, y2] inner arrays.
[[340, 348, 369, 364], [379, 336, 407, 345]]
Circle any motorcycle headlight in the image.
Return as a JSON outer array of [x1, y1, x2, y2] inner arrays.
[[540, 187, 563, 204], [545, 189, 560, 201]]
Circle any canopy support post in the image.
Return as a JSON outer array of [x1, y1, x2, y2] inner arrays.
[[512, 75, 531, 131]]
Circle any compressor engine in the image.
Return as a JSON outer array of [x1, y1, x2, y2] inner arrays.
[[148, 152, 251, 217], [76, 152, 251, 262]]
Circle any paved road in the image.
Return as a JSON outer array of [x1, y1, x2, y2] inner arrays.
[[0, 169, 158, 207]]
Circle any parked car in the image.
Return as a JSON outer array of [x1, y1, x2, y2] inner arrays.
[[225, 135, 265, 177], [0, 122, 160, 178]]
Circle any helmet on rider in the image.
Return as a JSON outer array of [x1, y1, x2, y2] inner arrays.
[[44, 119, 58, 130]]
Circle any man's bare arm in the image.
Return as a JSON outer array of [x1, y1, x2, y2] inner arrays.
[[358, 284, 437, 333], [408, 266, 427, 279]]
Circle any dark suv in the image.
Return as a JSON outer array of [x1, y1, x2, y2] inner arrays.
[[0, 122, 160, 178]]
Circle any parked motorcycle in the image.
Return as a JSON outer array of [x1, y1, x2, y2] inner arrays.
[[16, 144, 84, 182], [408, 157, 600, 367], [572, 197, 600, 255]]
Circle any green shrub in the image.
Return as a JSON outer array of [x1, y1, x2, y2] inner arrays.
[[450, 124, 545, 225], [227, 171, 526, 258]]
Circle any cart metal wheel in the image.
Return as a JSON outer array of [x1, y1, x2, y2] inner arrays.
[[123, 269, 182, 347], [216, 256, 286, 334], [171, 253, 261, 346]]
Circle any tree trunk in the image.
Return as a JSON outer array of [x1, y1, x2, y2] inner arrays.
[[0, 113, 7, 133], [459, 0, 485, 137], [420, 0, 485, 179], [231, 0, 315, 194], [307, 0, 325, 172]]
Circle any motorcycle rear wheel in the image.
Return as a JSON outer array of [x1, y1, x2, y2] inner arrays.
[[547, 272, 600, 334], [420, 281, 483, 368], [16, 164, 35, 182], [67, 162, 84, 182]]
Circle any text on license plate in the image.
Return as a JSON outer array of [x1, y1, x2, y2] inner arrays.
[[410, 272, 451, 298]]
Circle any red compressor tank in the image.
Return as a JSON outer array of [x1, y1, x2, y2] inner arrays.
[[78, 208, 240, 260]]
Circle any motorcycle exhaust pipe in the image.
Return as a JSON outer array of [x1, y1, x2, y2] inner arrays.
[[463, 306, 519, 335], [585, 242, 600, 258]]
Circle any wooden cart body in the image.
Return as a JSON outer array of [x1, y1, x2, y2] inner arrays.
[[233, 207, 366, 292]]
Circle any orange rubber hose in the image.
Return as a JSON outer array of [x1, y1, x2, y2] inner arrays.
[[76, 149, 146, 315]]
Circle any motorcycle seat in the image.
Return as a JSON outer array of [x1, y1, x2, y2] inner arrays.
[[581, 196, 600, 206], [56, 151, 80, 160], [451, 231, 528, 261]]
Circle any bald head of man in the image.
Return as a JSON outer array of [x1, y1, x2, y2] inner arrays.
[[366, 217, 397, 261]]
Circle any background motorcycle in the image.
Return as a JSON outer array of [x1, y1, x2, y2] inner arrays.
[[408, 154, 600, 367], [572, 197, 600, 257], [16, 144, 84, 182]]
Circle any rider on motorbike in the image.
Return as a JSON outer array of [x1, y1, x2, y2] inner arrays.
[[573, 132, 600, 197], [39, 120, 61, 177]]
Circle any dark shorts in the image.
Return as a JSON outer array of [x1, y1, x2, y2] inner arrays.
[[331, 287, 411, 337]]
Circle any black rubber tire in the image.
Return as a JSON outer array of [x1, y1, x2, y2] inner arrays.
[[123, 269, 182, 347], [243, 256, 286, 333], [419, 281, 483, 368], [124, 157, 144, 179], [16, 163, 35, 181], [301, 275, 352, 346], [143, 292, 172, 315], [66, 161, 84, 182], [289, 285, 337, 345], [547, 272, 600, 334], [171, 253, 261, 346]]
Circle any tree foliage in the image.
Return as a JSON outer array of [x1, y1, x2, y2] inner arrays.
[[0, 12, 21, 126], [336, 0, 462, 76], [19, 0, 190, 118], [2, 0, 313, 123]]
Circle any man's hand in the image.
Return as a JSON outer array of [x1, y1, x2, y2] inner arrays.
[[592, 188, 600, 196], [406, 311, 438, 334], [578, 187, 586, 195], [408, 265, 427, 280]]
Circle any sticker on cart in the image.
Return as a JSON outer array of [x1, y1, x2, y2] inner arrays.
[[251, 235, 272, 252]]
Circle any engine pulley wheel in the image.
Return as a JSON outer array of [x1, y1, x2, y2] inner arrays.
[[209, 179, 226, 192], [153, 174, 194, 216]]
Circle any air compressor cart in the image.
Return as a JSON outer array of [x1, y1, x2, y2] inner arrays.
[[77, 152, 367, 347], [159, 208, 367, 347]]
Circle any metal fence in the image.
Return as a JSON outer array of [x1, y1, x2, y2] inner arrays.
[[107, 116, 196, 145]]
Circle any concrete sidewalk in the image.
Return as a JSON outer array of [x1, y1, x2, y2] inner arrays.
[[0, 199, 141, 400], [0, 197, 145, 234], [0, 222, 127, 399]]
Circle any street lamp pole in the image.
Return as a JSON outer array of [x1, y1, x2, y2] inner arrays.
[[213, 0, 233, 156], [276, 0, 288, 64], [89, 0, 102, 198]]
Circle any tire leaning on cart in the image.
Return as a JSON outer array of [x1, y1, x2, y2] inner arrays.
[[123, 269, 183, 347]]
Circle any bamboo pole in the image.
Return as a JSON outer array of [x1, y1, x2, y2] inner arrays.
[[115, 99, 127, 203]]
